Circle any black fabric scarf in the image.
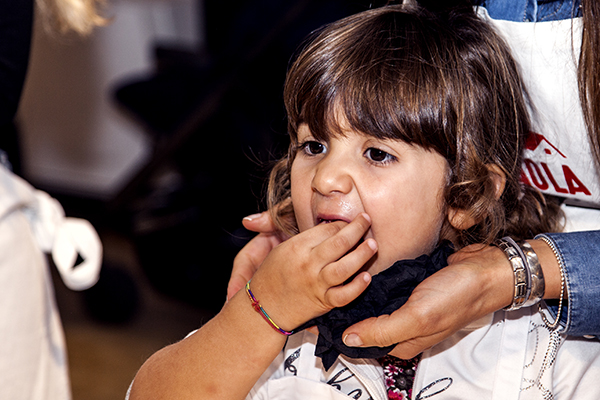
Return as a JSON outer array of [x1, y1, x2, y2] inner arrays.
[[298, 242, 454, 370]]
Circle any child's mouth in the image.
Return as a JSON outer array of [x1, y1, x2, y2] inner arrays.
[[317, 218, 341, 224], [316, 216, 367, 245], [316, 215, 350, 225]]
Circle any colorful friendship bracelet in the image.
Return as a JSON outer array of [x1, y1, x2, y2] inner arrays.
[[245, 281, 294, 336]]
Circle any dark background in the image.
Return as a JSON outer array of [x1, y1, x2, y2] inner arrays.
[[50, 0, 393, 320]]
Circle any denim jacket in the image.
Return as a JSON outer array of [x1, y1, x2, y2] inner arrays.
[[473, 0, 581, 22], [538, 232, 600, 336]]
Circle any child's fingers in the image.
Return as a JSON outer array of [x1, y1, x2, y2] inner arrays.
[[320, 238, 377, 309], [324, 271, 372, 308], [320, 237, 378, 288], [313, 213, 372, 265]]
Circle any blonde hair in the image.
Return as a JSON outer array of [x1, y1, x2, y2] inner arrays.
[[36, 0, 109, 35]]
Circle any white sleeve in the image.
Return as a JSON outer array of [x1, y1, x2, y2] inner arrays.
[[246, 351, 285, 399]]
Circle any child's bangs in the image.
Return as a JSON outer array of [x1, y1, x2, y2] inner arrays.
[[298, 76, 444, 148], [286, 5, 454, 154]]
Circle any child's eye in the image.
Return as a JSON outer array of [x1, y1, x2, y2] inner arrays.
[[365, 148, 396, 164], [300, 141, 326, 156]]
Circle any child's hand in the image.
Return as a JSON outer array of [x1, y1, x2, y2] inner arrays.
[[248, 213, 377, 332]]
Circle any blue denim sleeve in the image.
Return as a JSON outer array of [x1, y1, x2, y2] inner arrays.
[[475, 0, 581, 22], [474, 0, 528, 21], [536, 231, 600, 336]]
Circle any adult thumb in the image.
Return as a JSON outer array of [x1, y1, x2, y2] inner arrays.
[[342, 306, 455, 360], [342, 314, 405, 349], [242, 212, 277, 233]]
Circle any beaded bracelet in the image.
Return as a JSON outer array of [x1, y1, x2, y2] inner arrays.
[[245, 281, 294, 336], [536, 235, 566, 331]]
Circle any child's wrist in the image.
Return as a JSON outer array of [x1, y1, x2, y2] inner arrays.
[[245, 281, 295, 336]]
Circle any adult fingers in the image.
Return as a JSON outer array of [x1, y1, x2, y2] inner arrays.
[[341, 246, 509, 359], [342, 308, 418, 351], [386, 334, 448, 359], [342, 311, 449, 359], [341, 288, 460, 359], [227, 232, 282, 300], [242, 212, 277, 234], [226, 275, 250, 301]]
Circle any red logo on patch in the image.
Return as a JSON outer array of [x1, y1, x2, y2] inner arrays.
[[522, 132, 591, 196]]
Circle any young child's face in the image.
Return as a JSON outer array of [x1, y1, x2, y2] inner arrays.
[[290, 121, 449, 275]]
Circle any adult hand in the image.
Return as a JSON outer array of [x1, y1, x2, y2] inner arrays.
[[341, 244, 514, 359], [227, 212, 283, 300]]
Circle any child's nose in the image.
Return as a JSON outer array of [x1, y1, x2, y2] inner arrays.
[[311, 155, 353, 196]]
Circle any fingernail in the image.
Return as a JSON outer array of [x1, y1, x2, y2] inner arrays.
[[366, 239, 377, 251], [343, 333, 363, 347], [244, 213, 263, 221]]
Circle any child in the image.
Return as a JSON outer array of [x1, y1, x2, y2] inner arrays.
[[128, 3, 599, 400]]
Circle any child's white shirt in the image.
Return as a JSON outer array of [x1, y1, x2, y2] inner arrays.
[[248, 307, 600, 399], [247, 330, 387, 400]]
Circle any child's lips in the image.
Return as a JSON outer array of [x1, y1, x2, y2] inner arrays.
[[316, 214, 351, 225], [314, 212, 373, 250], [316, 213, 369, 244], [317, 218, 343, 224]]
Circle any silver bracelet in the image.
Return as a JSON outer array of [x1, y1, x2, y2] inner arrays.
[[536, 235, 566, 330], [495, 237, 528, 311], [494, 237, 545, 311], [519, 240, 545, 308]]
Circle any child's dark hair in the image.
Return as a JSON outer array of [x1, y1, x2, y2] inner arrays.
[[268, 3, 563, 248]]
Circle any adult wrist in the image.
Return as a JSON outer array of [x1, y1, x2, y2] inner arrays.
[[490, 245, 517, 310], [527, 239, 562, 300], [534, 235, 567, 330], [494, 237, 545, 311]]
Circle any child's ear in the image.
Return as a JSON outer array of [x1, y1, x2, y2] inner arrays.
[[486, 164, 506, 200], [447, 208, 477, 230], [447, 164, 507, 230]]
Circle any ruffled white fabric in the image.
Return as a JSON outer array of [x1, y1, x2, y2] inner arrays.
[[0, 164, 102, 399], [0, 165, 101, 290]]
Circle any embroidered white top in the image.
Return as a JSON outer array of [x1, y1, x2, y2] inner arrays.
[[248, 308, 600, 399]]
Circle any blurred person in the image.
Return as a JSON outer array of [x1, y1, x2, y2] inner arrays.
[[0, 0, 105, 398]]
